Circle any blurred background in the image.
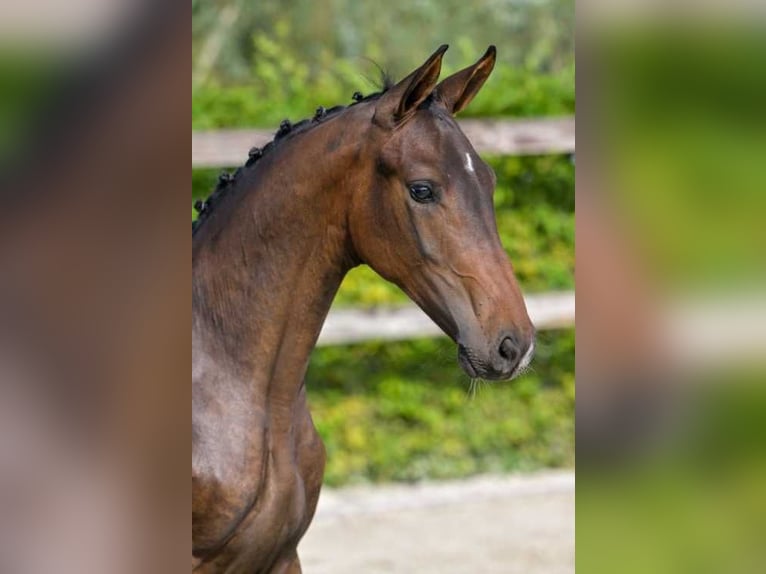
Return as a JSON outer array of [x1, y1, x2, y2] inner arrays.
[[1, 3, 188, 573], [577, 3, 766, 573]]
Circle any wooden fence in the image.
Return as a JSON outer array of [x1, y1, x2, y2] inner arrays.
[[318, 291, 575, 346], [192, 116, 575, 168]]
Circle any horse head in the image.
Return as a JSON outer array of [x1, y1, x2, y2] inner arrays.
[[349, 45, 536, 380]]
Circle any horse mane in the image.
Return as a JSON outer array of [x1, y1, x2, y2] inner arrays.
[[192, 76, 394, 236]]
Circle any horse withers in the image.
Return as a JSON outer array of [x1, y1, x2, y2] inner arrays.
[[192, 45, 535, 573]]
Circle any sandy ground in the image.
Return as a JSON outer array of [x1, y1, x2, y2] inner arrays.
[[299, 471, 574, 574]]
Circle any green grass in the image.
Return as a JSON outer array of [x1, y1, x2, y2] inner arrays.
[[307, 330, 575, 486]]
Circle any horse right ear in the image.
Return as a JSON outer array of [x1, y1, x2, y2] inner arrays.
[[373, 45, 448, 128], [435, 45, 496, 115]]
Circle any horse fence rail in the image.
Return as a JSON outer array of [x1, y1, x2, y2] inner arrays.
[[192, 116, 575, 168], [317, 291, 575, 346]]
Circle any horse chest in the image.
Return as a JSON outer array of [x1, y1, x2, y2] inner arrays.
[[193, 405, 325, 573], [240, 414, 325, 568]]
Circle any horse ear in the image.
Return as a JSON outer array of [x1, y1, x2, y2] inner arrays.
[[374, 44, 448, 126], [436, 45, 496, 115]]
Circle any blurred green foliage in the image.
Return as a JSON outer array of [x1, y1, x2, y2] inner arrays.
[[308, 330, 574, 485], [192, 1, 573, 128], [192, 0, 573, 86], [578, 376, 766, 574], [0, 56, 61, 167], [598, 27, 766, 291], [192, 61, 574, 129]]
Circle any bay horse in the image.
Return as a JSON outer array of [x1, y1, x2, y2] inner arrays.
[[192, 45, 536, 573]]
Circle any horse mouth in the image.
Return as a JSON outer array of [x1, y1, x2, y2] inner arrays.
[[458, 342, 531, 381], [457, 345, 479, 378]]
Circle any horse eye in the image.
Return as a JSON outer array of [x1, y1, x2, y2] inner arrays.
[[409, 183, 436, 203]]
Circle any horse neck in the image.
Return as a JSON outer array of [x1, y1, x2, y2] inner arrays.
[[193, 115, 367, 409]]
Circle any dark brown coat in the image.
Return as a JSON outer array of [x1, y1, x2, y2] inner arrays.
[[192, 45, 535, 573]]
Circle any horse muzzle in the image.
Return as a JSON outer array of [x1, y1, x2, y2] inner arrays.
[[457, 331, 536, 381]]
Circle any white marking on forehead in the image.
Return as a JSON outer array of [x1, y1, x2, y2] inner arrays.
[[464, 152, 475, 174]]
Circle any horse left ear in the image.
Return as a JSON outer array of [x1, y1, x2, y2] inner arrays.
[[374, 44, 448, 127], [436, 45, 496, 115]]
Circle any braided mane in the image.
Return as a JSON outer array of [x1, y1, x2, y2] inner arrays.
[[192, 83, 392, 236]]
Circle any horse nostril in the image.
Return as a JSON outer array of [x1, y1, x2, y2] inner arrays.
[[499, 337, 519, 363]]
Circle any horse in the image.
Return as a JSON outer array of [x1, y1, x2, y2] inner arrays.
[[192, 44, 536, 573]]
